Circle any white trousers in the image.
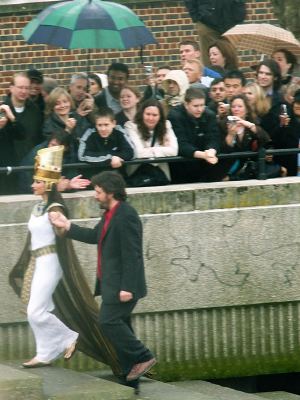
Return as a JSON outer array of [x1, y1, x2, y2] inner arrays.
[[27, 253, 78, 362]]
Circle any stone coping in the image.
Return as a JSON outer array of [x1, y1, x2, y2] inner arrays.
[[1, 177, 300, 224]]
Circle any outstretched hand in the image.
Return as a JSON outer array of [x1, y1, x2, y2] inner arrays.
[[69, 175, 91, 190]]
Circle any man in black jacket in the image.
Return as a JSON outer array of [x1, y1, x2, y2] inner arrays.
[[168, 87, 221, 183], [50, 171, 156, 394], [4, 72, 44, 164]]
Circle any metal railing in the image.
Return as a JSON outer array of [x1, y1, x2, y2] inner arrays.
[[0, 147, 299, 182]]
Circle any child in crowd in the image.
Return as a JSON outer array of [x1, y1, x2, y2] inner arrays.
[[78, 107, 133, 178]]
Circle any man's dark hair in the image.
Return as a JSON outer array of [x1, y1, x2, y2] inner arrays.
[[272, 48, 297, 72], [184, 87, 206, 103], [256, 59, 282, 91], [91, 171, 127, 201], [210, 77, 224, 87], [27, 68, 43, 84], [93, 107, 116, 123], [88, 73, 103, 90], [223, 70, 246, 86], [107, 62, 129, 79], [48, 131, 72, 149], [179, 39, 200, 51]]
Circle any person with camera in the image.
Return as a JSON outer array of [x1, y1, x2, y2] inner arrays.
[[271, 90, 300, 176], [3, 72, 44, 165], [68, 72, 95, 118], [142, 65, 172, 101], [219, 94, 270, 181]]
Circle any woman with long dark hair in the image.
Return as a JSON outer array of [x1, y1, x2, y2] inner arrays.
[[124, 99, 178, 185]]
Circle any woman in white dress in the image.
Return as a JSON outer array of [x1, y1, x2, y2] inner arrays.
[[21, 145, 78, 367]]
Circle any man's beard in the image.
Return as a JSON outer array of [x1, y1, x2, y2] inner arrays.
[[99, 201, 109, 210]]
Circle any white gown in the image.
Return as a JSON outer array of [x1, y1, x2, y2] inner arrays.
[[27, 211, 78, 362]]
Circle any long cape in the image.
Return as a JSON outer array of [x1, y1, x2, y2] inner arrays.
[[8, 208, 121, 376]]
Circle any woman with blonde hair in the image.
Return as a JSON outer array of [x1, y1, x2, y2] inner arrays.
[[43, 87, 91, 140], [244, 82, 271, 122]]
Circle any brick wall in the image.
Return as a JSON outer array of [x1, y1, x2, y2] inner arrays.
[[0, 0, 277, 97]]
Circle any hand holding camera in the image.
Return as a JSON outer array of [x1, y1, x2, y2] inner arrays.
[[218, 102, 230, 117], [0, 104, 15, 129], [77, 94, 94, 116], [279, 104, 290, 127], [144, 65, 155, 87]]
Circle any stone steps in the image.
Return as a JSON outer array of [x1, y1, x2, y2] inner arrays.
[[0, 364, 43, 400], [258, 392, 300, 399], [171, 380, 264, 400], [171, 380, 300, 400], [2, 362, 300, 400], [1, 362, 134, 400]]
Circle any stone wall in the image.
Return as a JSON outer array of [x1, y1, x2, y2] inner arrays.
[[2, 178, 300, 379], [0, 0, 277, 97]]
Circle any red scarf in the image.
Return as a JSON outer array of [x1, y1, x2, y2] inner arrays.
[[97, 201, 120, 280]]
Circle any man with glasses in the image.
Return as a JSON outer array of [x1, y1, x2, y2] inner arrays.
[[3, 72, 44, 164]]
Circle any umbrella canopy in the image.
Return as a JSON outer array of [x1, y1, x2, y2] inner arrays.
[[222, 23, 300, 57], [22, 0, 157, 50]]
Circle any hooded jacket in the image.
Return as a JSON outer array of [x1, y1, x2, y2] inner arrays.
[[161, 70, 190, 115]]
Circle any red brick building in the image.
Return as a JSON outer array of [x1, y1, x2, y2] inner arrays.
[[0, 0, 277, 96]]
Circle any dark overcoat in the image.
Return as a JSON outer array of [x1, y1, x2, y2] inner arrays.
[[67, 201, 147, 304]]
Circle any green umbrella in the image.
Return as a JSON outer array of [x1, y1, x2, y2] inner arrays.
[[22, 0, 157, 50]]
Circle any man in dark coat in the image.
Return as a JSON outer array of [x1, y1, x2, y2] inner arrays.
[[4, 72, 44, 164], [49, 171, 156, 394], [168, 87, 222, 183]]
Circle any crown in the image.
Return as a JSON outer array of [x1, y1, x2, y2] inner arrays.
[[33, 145, 64, 187]]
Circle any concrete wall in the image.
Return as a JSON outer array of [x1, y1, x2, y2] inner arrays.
[[2, 178, 300, 379]]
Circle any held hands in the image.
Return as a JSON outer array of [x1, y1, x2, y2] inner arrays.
[[119, 290, 133, 302], [49, 211, 71, 231], [110, 156, 124, 169], [194, 149, 218, 164], [204, 148, 218, 164]]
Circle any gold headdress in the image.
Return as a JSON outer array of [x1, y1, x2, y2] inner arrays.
[[33, 145, 64, 191]]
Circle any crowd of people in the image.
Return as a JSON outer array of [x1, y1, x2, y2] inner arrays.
[[1, 38, 300, 195]]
